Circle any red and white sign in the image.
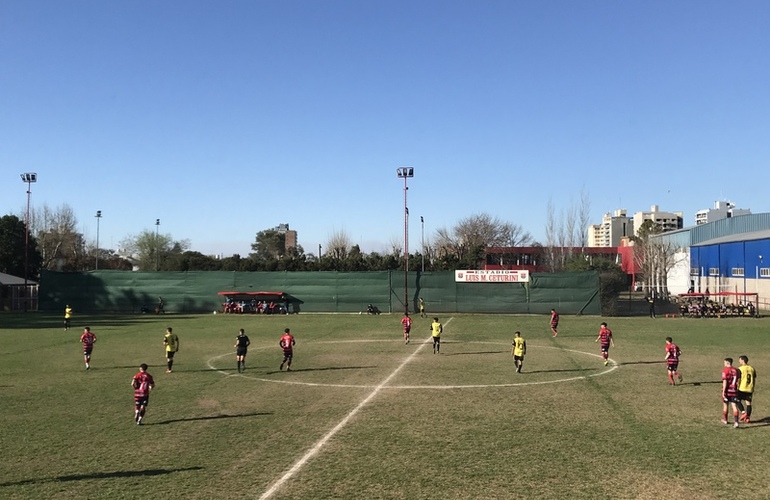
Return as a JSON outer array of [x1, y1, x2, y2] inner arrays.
[[455, 270, 530, 283]]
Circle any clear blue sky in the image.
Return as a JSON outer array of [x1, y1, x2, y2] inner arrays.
[[2, 1, 769, 257]]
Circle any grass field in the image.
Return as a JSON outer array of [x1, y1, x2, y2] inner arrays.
[[1, 311, 767, 499]]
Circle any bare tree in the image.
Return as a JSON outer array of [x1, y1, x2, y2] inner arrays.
[[325, 229, 351, 260], [29, 204, 86, 271], [578, 186, 591, 247], [544, 188, 592, 272]]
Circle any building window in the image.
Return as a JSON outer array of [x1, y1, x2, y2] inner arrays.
[[732, 268, 744, 277], [709, 268, 719, 276], [690, 268, 699, 276], [761, 268, 770, 278]]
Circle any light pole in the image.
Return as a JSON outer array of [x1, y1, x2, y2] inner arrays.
[[420, 215, 425, 273], [20, 173, 37, 312], [396, 167, 414, 314], [95, 210, 102, 270], [155, 219, 160, 271]]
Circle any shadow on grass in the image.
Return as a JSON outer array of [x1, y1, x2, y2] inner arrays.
[[523, 368, 602, 374], [617, 360, 666, 366], [0, 466, 203, 487], [149, 412, 271, 425], [265, 366, 377, 375], [443, 350, 508, 356]]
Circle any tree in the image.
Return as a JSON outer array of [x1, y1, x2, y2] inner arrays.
[[543, 187, 591, 272], [120, 230, 186, 271], [251, 229, 286, 260], [631, 220, 682, 296], [0, 215, 42, 278], [30, 204, 87, 271], [433, 213, 532, 270]]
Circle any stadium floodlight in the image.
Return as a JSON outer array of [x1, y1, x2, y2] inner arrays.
[[155, 219, 161, 271], [95, 211, 102, 270], [396, 167, 414, 314], [20, 172, 37, 312]]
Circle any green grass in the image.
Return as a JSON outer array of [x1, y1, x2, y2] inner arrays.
[[1, 312, 768, 499]]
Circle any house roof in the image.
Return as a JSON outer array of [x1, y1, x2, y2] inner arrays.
[[0, 272, 38, 286]]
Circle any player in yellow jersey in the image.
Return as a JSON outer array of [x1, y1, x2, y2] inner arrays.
[[64, 305, 73, 331], [163, 327, 179, 373], [511, 331, 527, 373], [737, 355, 757, 423], [430, 317, 442, 354]]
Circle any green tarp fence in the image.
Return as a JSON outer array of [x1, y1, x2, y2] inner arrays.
[[39, 270, 600, 315]]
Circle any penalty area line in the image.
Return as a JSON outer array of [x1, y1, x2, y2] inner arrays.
[[256, 317, 453, 500]]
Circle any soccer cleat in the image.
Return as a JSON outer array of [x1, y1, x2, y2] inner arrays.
[[137, 419, 143, 426], [745, 418, 751, 423], [720, 419, 728, 425], [165, 369, 172, 373], [603, 360, 609, 366], [279, 364, 284, 371], [739, 412, 748, 422], [678, 375, 683, 383], [734, 422, 740, 429], [286, 367, 291, 371]]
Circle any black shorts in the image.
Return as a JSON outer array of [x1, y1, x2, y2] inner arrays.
[[667, 362, 679, 371], [432, 336, 440, 343], [404, 327, 411, 334], [737, 391, 753, 402], [513, 355, 524, 361], [236, 347, 248, 356], [600, 345, 610, 353], [723, 395, 740, 404], [282, 351, 293, 361], [134, 396, 149, 408], [166, 351, 176, 359], [83, 348, 93, 356]]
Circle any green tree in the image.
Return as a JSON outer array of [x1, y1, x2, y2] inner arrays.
[[120, 230, 187, 271], [251, 229, 286, 260], [0, 215, 42, 278]]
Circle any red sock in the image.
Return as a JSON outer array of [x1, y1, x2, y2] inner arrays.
[[668, 373, 674, 384]]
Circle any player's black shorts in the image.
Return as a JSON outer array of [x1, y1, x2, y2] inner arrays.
[[432, 336, 440, 343], [134, 396, 149, 408], [513, 355, 524, 361], [667, 362, 679, 371], [403, 326, 411, 334], [737, 391, 753, 402], [600, 345, 610, 353], [723, 395, 740, 404], [166, 351, 176, 359], [83, 348, 93, 356], [236, 347, 248, 356], [282, 351, 293, 361]]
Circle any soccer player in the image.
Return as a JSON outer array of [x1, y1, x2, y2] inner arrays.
[[279, 328, 296, 371], [163, 327, 179, 373], [401, 312, 412, 344], [419, 297, 426, 318], [550, 309, 559, 337], [131, 363, 155, 425], [64, 305, 73, 331], [737, 355, 757, 423], [430, 317, 443, 354], [595, 322, 614, 366], [79, 326, 96, 370], [721, 358, 742, 428], [511, 331, 527, 373], [664, 337, 683, 385], [234, 328, 250, 373]]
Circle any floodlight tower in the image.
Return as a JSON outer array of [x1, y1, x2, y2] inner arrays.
[[420, 215, 425, 273], [20, 173, 37, 312], [396, 167, 414, 314], [155, 219, 160, 271], [95, 210, 102, 270]]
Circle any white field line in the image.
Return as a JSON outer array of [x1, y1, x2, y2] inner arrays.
[[255, 318, 453, 500]]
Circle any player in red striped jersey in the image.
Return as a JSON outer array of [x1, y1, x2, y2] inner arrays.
[[721, 358, 742, 428], [595, 322, 615, 366], [550, 309, 559, 337], [401, 312, 412, 344], [279, 328, 296, 371], [131, 363, 155, 425], [79, 327, 96, 370], [664, 337, 683, 385]]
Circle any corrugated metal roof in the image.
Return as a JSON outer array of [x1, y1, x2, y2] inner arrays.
[[693, 229, 770, 246], [0, 272, 38, 286]]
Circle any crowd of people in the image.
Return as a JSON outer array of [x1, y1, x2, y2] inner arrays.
[[223, 297, 289, 315], [677, 298, 757, 318]]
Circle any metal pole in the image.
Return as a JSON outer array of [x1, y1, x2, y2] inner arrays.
[[95, 210, 102, 270], [20, 173, 36, 312], [396, 167, 413, 314], [421, 215, 425, 273], [155, 219, 160, 271]]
